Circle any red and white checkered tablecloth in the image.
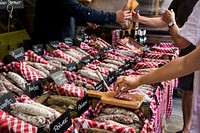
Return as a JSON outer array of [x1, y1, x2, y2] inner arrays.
[[87, 63, 110, 75], [142, 58, 170, 65], [158, 43, 175, 48], [53, 49, 74, 63], [151, 46, 175, 53], [59, 42, 70, 51], [97, 37, 111, 47], [80, 42, 98, 56], [133, 62, 159, 70], [104, 53, 125, 62], [25, 50, 48, 64]]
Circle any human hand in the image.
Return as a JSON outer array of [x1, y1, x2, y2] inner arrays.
[[114, 76, 141, 93], [116, 10, 132, 24], [132, 10, 140, 22], [162, 9, 175, 24], [86, 22, 100, 29]]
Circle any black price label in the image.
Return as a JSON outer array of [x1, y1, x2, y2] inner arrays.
[[32, 44, 44, 56], [80, 55, 91, 64], [26, 80, 43, 98], [107, 72, 116, 85], [9, 47, 25, 61], [65, 61, 78, 72], [95, 80, 104, 92], [0, 92, 16, 112], [94, 53, 102, 60], [77, 94, 89, 116], [0, 0, 24, 9], [124, 60, 132, 70], [118, 65, 125, 75], [50, 110, 72, 133], [49, 41, 60, 50], [50, 68, 67, 87], [73, 35, 83, 46], [64, 37, 73, 46], [100, 48, 108, 55]]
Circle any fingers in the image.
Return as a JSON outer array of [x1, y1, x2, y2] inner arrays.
[[114, 76, 125, 91]]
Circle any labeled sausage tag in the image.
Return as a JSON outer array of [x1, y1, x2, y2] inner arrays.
[[118, 65, 125, 76], [100, 48, 108, 55], [65, 61, 78, 72], [26, 80, 43, 98], [32, 44, 44, 56], [64, 37, 73, 46], [0, 0, 24, 9], [107, 71, 117, 85], [49, 41, 60, 50], [77, 94, 89, 116], [80, 55, 92, 64], [50, 110, 72, 133], [124, 60, 132, 70], [95, 80, 104, 92], [94, 53, 102, 61], [50, 68, 68, 87], [9, 47, 25, 61], [0, 92, 16, 112]]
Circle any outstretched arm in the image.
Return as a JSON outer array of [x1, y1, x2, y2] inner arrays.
[[114, 45, 200, 92]]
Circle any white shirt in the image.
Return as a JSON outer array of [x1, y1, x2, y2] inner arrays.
[[178, 1, 200, 132]]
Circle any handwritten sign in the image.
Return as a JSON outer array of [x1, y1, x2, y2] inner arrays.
[[49, 41, 59, 50], [118, 65, 125, 76], [50, 110, 72, 133], [107, 71, 116, 85], [26, 80, 43, 98], [65, 61, 78, 72], [50, 68, 68, 87], [0, 92, 16, 112], [95, 80, 104, 92], [9, 47, 25, 61], [64, 37, 73, 46], [80, 55, 91, 64], [0, 0, 24, 9], [32, 44, 44, 56], [77, 94, 89, 116]]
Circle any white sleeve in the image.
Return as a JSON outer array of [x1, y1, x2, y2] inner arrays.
[[178, 1, 200, 46]]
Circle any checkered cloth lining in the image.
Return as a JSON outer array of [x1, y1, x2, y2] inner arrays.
[[80, 42, 98, 56], [97, 37, 111, 47], [86, 63, 110, 75], [108, 51, 134, 61], [158, 43, 175, 48], [104, 53, 125, 62], [63, 71, 98, 87], [59, 42, 70, 51], [151, 46, 175, 53], [3, 62, 42, 81], [53, 49, 74, 63], [25, 50, 48, 64], [74, 103, 147, 133], [133, 62, 159, 70], [142, 58, 170, 65], [0, 95, 37, 133], [42, 82, 85, 98], [112, 29, 121, 46]]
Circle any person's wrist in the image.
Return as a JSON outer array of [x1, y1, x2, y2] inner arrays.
[[168, 21, 176, 28]]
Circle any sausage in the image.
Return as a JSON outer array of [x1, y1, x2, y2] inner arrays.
[[48, 60, 62, 69], [24, 100, 61, 119], [35, 93, 50, 104], [94, 114, 133, 124], [11, 110, 47, 127], [74, 80, 95, 90], [63, 51, 81, 62], [26, 64, 48, 78], [11, 102, 54, 120], [49, 95, 80, 102], [7, 72, 27, 91], [103, 59, 124, 66], [79, 69, 101, 82], [74, 47, 89, 56], [115, 92, 136, 101], [102, 107, 139, 122], [26, 62, 50, 76], [50, 105, 67, 113]]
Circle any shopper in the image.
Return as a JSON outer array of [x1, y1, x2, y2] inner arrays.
[[131, 0, 198, 132], [115, 1, 200, 132], [31, 0, 131, 44]]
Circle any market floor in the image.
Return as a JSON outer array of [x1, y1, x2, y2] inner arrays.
[[165, 97, 183, 133]]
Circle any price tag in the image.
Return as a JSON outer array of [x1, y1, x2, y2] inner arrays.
[[94, 53, 102, 60], [80, 55, 92, 64], [26, 80, 43, 98], [118, 65, 125, 76], [9, 47, 25, 61], [64, 37, 73, 46], [49, 41, 60, 50], [77, 94, 89, 116], [124, 60, 132, 70], [50, 110, 72, 133], [0, 0, 24, 9], [32, 44, 44, 56], [100, 48, 108, 55], [73, 35, 83, 46], [0, 92, 16, 112], [95, 80, 104, 92], [65, 61, 78, 72], [107, 71, 116, 85], [50, 68, 68, 87]]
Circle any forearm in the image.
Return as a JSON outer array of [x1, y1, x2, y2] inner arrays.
[[169, 24, 191, 49], [138, 16, 167, 28]]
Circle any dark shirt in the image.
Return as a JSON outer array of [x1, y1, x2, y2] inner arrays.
[[32, 0, 116, 44]]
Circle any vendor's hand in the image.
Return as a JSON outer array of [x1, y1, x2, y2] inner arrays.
[[114, 76, 141, 93], [116, 10, 132, 24], [132, 10, 140, 22], [86, 22, 100, 29], [162, 9, 175, 24]]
